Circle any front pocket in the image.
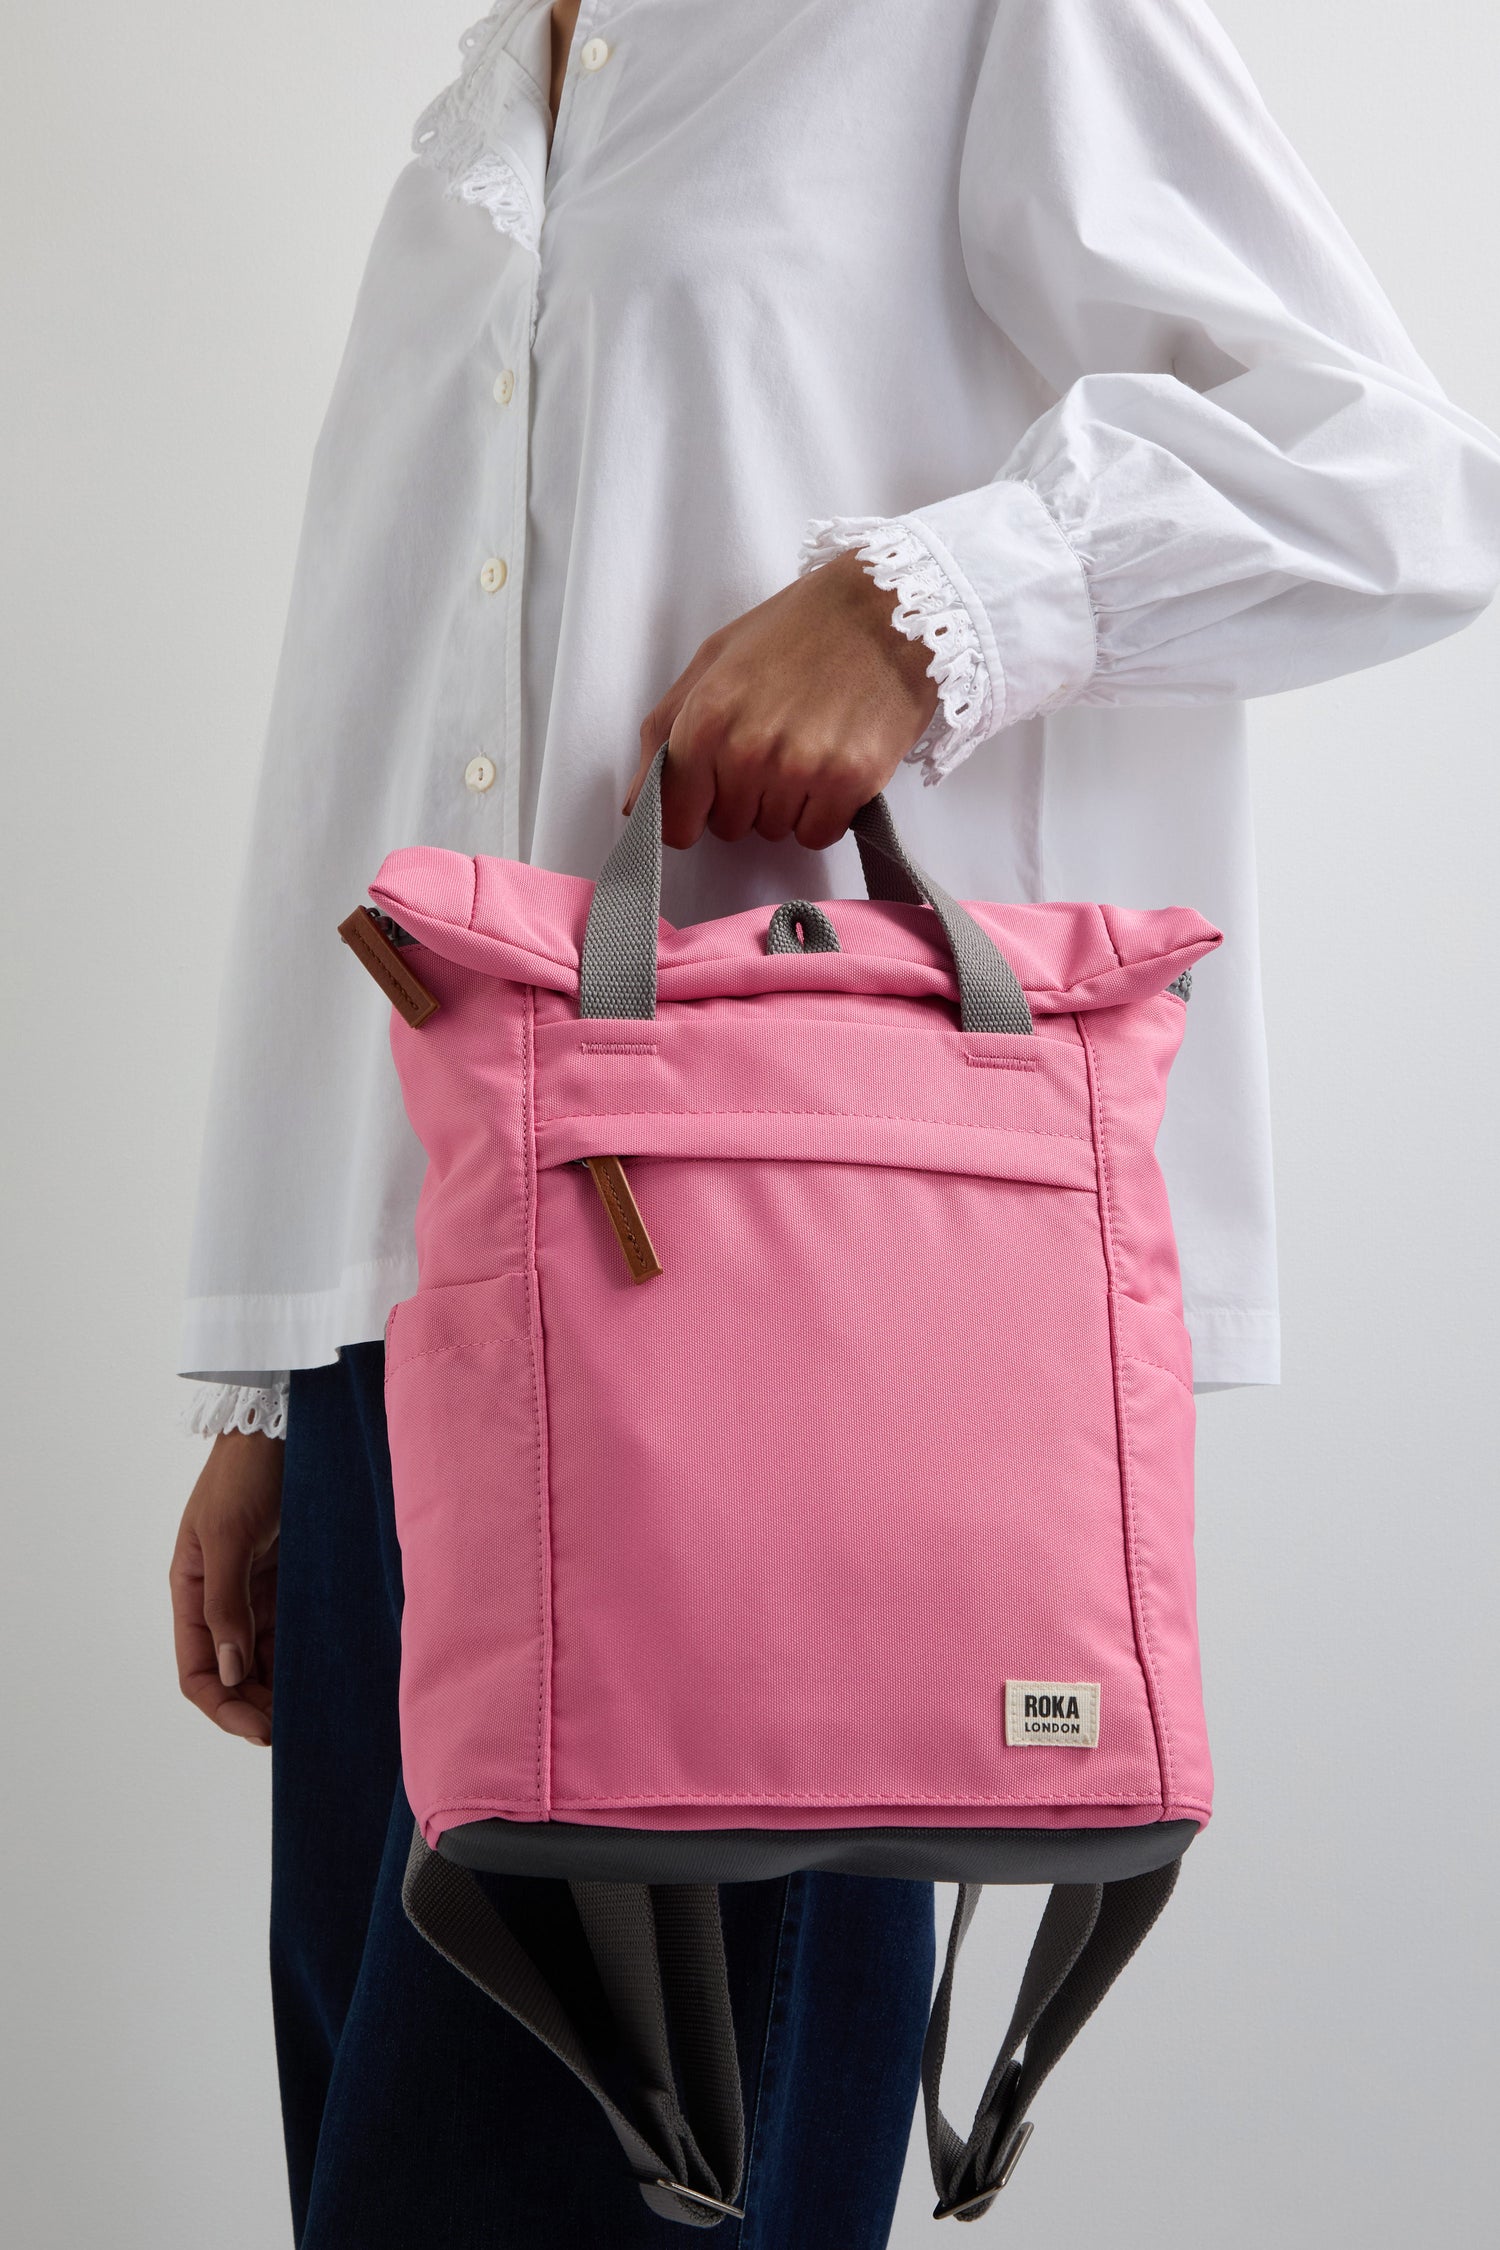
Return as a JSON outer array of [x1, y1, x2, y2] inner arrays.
[[384, 1271, 550, 1836], [535, 1155, 1164, 1825]]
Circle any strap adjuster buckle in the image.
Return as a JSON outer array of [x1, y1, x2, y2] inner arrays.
[[652, 2178, 747, 2222], [934, 2119, 1035, 2220]]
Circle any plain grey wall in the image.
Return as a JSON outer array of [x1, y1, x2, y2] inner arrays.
[[2, 4, 1496, 2244]]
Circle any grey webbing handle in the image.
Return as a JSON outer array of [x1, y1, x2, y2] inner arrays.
[[579, 746, 1034, 1035], [849, 795, 1034, 1036]]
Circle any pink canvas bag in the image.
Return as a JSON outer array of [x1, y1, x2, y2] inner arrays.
[[344, 749, 1221, 2228]]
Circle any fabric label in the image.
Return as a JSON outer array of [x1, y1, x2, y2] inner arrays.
[[1005, 1681, 1101, 1749]]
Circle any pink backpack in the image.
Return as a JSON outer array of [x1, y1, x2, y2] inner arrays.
[[345, 750, 1221, 2229]]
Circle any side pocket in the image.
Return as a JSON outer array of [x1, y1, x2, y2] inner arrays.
[[1112, 1293, 1213, 1823], [384, 1271, 550, 1836]]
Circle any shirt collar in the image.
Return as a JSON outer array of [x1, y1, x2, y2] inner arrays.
[[411, 1, 553, 251]]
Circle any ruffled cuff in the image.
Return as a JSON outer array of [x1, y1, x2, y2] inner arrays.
[[799, 517, 992, 784], [799, 480, 1099, 783], [181, 1378, 290, 1442]]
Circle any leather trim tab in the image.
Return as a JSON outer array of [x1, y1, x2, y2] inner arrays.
[[584, 1155, 663, 1282], [338, 907, 440, 1027]]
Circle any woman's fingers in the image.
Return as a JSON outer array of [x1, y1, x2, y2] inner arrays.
[[702, 741, 764, 844], [171, 1524, 272, 1743], [752, 778, 812, 844], [170, 1431, 283, 1746], [795, 768, 870, 854], [622, 736, 659, 819], [659, 703, 722, 850], [630, 552, 938, 852], [199, 1510, 258, 1689], [628, 638, 720, 813]]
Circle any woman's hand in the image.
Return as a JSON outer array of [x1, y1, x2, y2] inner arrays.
[[170, 1431, 283, 1746], [629, 549, 938, 852]]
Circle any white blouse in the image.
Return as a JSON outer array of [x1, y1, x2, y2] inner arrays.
[[181, 0, 1500, 1434]]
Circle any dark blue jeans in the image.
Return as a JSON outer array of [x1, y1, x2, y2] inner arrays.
[[272, 1344, 935, 2247]]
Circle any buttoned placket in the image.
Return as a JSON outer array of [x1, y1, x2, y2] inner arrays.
[[451, 272, 532, 855], [460, 0, 622, 860], [492, 286, 531, 858]]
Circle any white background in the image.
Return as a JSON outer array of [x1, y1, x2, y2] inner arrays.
[[2, 4, 1496, 2244]]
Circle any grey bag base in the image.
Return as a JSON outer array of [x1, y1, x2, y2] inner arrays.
[[405, 1817, 1192, 2229], [438, 1813, 1196, 1886]]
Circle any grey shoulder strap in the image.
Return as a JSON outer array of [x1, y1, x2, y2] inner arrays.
[[407, 1821, 1182, 2230], [403, 1831, 745, 2227], [580, 745, 1034, 1036], [923, 1862, 1181, 2222]]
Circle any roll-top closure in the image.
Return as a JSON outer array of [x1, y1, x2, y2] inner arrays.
[[370, 848, 1222, 1021]]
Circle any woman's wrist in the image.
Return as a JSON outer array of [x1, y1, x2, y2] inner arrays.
[[814, 546, 942, 725]]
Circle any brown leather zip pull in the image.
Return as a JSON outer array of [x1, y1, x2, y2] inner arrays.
[[338, 907, 440, 1028], [584, 1156, 663, 1283]]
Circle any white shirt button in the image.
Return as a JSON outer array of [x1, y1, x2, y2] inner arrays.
[[465, 754, 497, 794], [479, 556, 508, 593], [580, 37, 611, 72], [493, 368, 515, 406]]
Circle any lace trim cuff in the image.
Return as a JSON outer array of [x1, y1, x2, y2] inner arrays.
[[182, 1379, 290, 1443], [798, 516, 995, 784]]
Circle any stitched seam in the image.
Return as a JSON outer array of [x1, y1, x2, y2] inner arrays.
[[422, 1801, 557, 1822], [1117, 1362, 1176, 1806], [420, 1791, 1187, 1827], [1120, 1350, 1195, 1400], [421, 1793, 1215, 1823], [385, 1331, 528, 1375], [543, 1790, 1161, 1808], [522, 984, 551, 1818], [542, 1107, 1090, 1140], [1079, 1014, 1175, 1812]]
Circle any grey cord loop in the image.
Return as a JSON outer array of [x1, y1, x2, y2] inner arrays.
[[766, 899, 842, 954], [924, 1862, 1181, 2223], [579, 744, 1033, 1033], [403, 1832, 745, 2228]]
